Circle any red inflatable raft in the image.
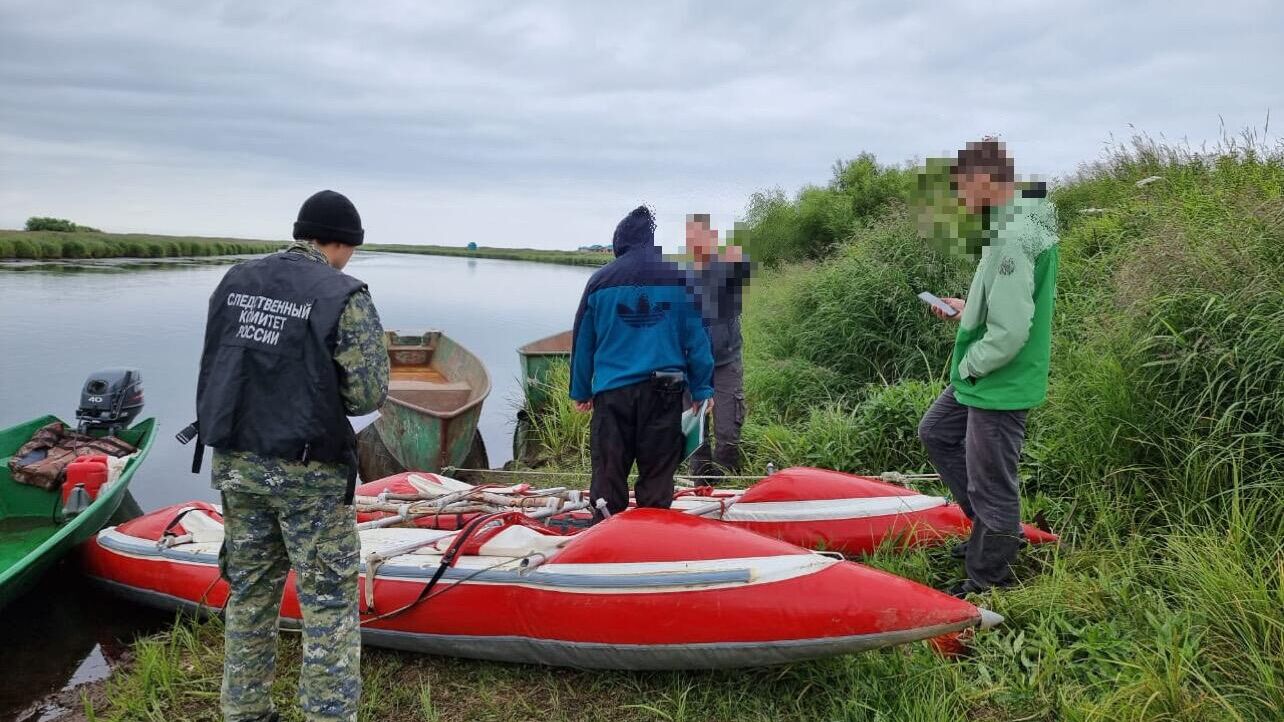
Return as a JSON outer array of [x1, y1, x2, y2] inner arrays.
[[357, 466, 1058, 556], [83, 501, 1002, 670]]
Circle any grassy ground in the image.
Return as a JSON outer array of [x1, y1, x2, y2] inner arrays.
[[78, 136, 1283, 721], [76, 515, 1281, 722]]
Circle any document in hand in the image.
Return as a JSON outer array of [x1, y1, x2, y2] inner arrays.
[[681, 400, 709, 460]]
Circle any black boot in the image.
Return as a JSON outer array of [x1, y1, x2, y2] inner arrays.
[[946, 579, 984, 598]]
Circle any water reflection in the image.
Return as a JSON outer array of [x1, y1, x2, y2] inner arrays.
[[0, 252, 593, 718], [0, 255, 249, 274], [0, 250, 592, 511], [1, 495, 170, 720]]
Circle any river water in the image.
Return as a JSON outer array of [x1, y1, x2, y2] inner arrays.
[[0, 251, 593, 720]]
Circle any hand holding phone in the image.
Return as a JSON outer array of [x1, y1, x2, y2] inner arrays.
[[918, 291, 961, 319]]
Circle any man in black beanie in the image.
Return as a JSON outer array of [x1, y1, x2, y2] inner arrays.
[[190, 189, 388, 722]]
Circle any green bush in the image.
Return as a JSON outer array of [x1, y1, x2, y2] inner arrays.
[[742, 153, 912, 266], [23, 216, 101, 232], [749, 210, 969, 395], [25, 216, 78, 232]]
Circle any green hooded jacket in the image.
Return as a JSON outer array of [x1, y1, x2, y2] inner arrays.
[[949, 190, 1059, 410]]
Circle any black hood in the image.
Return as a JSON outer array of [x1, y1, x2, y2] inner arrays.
[[612, 205, 656, 257]]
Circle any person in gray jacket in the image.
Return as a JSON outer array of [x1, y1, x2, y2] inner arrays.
[[684, 213, 753, 481]]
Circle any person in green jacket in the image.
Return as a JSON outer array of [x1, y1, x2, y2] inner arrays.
[[917, 140, 1059, 596]]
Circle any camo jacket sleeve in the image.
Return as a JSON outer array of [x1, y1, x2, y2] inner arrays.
[[333, 289, 389, 415]]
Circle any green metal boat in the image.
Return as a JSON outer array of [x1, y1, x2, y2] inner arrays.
[[0, 415, 156, 609], [517, 329, 573, 411], [511, 330, 573, 464], [357, 331, 491, 480]]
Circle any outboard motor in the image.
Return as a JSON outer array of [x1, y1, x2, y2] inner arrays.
[[75, 368, 144, 435]]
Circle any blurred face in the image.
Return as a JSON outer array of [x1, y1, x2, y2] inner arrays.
[[955, 172, 1014, 213], [685, 220, 717, 261]]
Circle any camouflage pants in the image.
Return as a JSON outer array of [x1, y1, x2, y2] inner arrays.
[[219, 490, 361, 722]]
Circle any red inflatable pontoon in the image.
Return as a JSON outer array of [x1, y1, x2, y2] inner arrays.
[[356, 466, 1058, 556], [84, 501, 1003, 670]]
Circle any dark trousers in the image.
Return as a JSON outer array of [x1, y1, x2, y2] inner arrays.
[[690, 358, 746, 480], [590, 379, 684, 522], [918, 386, 1029, 589]]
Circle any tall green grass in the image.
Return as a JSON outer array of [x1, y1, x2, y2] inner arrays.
[[0, 229, 281, 259], [743, 209, 971, 419], [520, 360, 592, 469], [742, 153, 913, 266]]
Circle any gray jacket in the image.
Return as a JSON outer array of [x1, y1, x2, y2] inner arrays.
[[686, 258, 751, 367]]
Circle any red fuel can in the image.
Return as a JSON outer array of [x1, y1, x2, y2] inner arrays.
[[64, 454, 110, 503]]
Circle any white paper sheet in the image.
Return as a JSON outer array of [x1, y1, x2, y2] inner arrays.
[[349, 411, 382, 434]]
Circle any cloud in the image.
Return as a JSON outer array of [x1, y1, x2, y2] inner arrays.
[[1, 0, 1279, 249]]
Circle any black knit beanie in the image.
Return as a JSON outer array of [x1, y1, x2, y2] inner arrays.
[[293, 190, 364, 246]]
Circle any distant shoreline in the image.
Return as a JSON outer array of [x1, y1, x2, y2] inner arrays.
[[0, 229, 280, 260], [362, 243, 609, 267], [0, 230, 610, 267]]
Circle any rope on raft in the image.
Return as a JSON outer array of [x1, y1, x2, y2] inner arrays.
[[444, 467, 769, 480], [350, 466, 940, 615], [441, 466, 941, 487]]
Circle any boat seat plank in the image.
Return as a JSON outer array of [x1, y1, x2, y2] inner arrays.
[[390, 367, 449, 383], [388, 383, 473, 413]]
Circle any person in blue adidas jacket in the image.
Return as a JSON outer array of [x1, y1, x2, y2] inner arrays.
[[571, 205, 715, 521]]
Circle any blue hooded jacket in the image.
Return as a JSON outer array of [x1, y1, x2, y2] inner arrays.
[[570, 206, 714, 402]]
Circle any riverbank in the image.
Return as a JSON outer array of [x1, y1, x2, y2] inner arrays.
[[363, 243, 610, 266], [0, 229, 609, 266], [0, 230, 281, 259]]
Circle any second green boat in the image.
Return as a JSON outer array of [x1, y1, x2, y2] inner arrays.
[[357, 330, 491, 480]]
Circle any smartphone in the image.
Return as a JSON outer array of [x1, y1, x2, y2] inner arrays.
[[917, 291, 958, 317]]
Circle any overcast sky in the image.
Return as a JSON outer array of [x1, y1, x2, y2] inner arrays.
[[1, 1, 1279, 250]]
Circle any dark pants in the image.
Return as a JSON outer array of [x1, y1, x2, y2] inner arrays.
[[917, 385, 1029, 590], [590, 379, 684, 522], [690, 358, 747, 481]]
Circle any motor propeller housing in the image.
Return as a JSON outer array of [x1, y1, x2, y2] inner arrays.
[[76, 368, 144, 434]]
